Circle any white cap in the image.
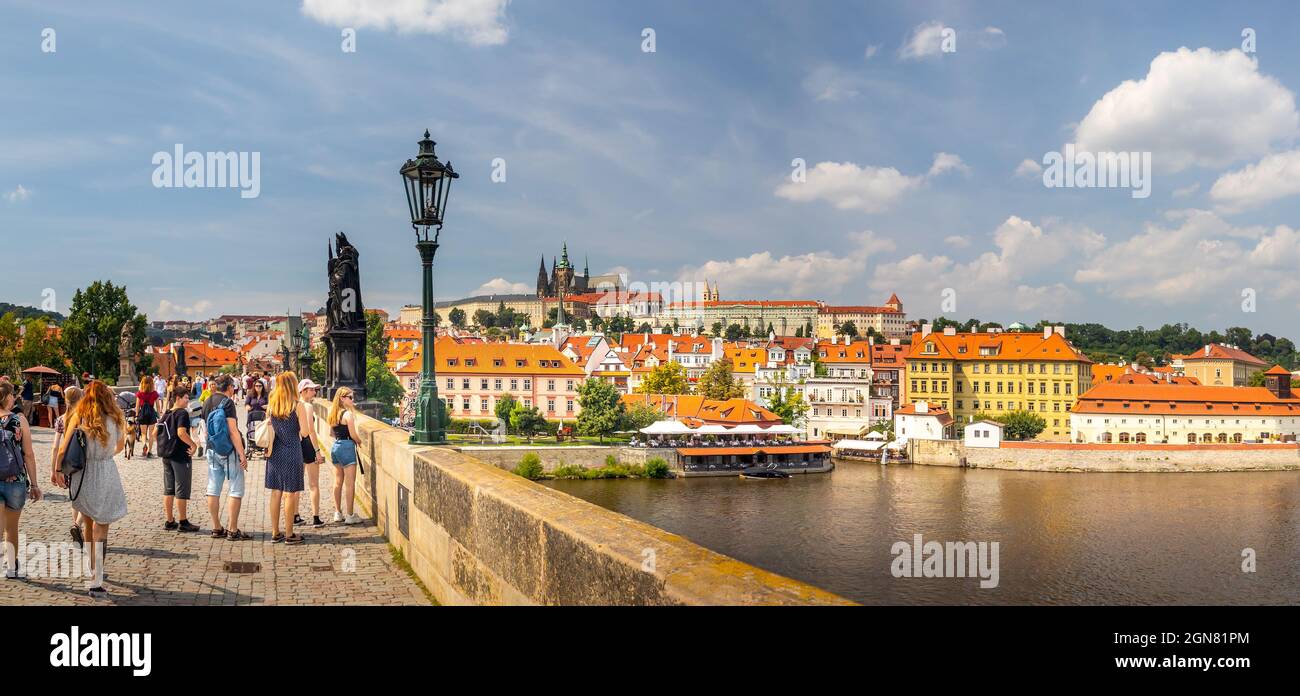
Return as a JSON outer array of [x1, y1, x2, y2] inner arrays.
[[298, 378, 321, 392]]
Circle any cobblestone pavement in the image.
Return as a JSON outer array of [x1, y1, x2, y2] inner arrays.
[[0, 408, 429, 606]]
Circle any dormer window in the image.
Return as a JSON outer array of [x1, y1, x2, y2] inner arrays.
[[924, 342, 936, 354], [516, 359, 527, 367]]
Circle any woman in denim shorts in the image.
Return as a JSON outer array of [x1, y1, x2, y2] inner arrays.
[[326, 387, 363, 525], [0, 382, 43, 579]]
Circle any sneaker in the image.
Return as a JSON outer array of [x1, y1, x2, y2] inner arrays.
[[293, 514, 304, 526], [344, 513, 364, 525], [332, 511, 344, 523], [312, 516, 325, 528], [177, 520, 200, 532], [163, 520, 178, 531], [271, 533, 285, 543], [4, 567, 19, 580], [87, 586, 108, 598], [210, 527, 227, 538]]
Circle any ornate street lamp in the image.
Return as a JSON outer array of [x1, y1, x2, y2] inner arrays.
[[88, 330, 98, 379], [401, 129, 458, 445]]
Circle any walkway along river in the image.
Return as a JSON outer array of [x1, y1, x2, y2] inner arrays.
[[545, 459, 1300, 604]]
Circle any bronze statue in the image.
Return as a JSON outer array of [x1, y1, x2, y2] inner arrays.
[[327, 232, 364, 332]]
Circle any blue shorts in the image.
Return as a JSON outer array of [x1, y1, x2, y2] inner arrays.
[[0, 479, 28, 511], [206, 450, 245, 499], [330, 440, 357, 466]]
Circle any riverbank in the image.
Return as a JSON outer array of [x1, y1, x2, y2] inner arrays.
[[910, 439, 1300, 472]]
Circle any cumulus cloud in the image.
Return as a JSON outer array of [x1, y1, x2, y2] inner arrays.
[[1074, 48, 1299, 172], [4, 185, 31, 202], [679, 232, 895, 299], [944, 235, 971, 248], [157, 299, 213, 320], [471, 277, 531, 295], [300, 0, 510, 45], [870, 216, 1102, 316], [1014, 159, 1042, 178], [776, 153, 964, 213], [1209, 148, 1300, 211], [899, 21, 947, 60]]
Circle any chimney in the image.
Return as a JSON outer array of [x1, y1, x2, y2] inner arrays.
[[1204, 345, 1211, 357], [890, 338, 900, 346], [943, 326, 956, 336], [1043, 326, 1053, 340], [916, 401, 928, 414], [922, 323, 933, 338], [1054, 325, 1065, 337]]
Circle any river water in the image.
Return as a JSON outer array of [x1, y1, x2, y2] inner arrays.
[[544, 460, 1300, 604]]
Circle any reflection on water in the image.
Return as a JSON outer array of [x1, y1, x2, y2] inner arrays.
[[544, 460, 1300, 605]]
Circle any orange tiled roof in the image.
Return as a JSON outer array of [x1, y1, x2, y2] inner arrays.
[[907, 331, 1091, 363], [662, 300, 820, 310], [871, 343, 906, 368], [1173, 344, 1268, 366], [1074, 382, 1300, 416], [895, 401, 954, 426], [816, 340, 873, 364], [434, 337, 584, 376], [1265, 364, 1291, 376], [819, 305, 901, 315], [621, 394, 781, 425]]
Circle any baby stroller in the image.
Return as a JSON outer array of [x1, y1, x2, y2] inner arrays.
[[246, 409, 267, 459]]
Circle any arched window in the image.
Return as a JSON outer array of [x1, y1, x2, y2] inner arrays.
[[1118, 432, 1131, 443], [1232, 433, 1243, 443], [1186, 433, 1197, 443], [1216, 432, 1228, 443], [1135, 432, 1147, 443], [1201, 433, 1213, 443], [1101, 432, 1113, 443]]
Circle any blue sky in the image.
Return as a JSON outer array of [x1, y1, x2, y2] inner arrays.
[[4, 0, 1300, 336]]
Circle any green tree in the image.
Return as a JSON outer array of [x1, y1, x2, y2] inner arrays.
[[14, 318, 68, 376], [711, 321, 724, 338], [576, 378, 624, 443], [1247, 370, 1266, 387], [60, 281, 148, 379], [621, 401, 664, 431], [697, 357, 745, 399], [766, 383, 809, 427], [366, 356, 405, 418], [494, 393, 518, 425], [0, 313, 22, 380], [839, 320, 859, 338], [365, 311, 388, 361], [724, 323, 744, 341], [513, 453, 544, 480], [809, 352, 828, 377], [997, 410, 1046, 440], [794, 326, 804, 338], [509, 403, 548, 443], [449, 307, 467, 328], [474, 309, 496, 328], [572, 317, 587, 331], [638, 361, 690, 395]]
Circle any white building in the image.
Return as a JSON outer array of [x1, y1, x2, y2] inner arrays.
[[894, 401, 955, 441], [964, 420, 1003, 448], [1070, 372, 1300, 444]]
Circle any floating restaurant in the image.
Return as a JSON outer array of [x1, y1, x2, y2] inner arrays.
[[632, 420, 834, 477]]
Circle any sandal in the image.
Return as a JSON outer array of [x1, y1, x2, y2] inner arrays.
[[210, 528, 227, 538], [283, 533, 304, 545], [226, 529, 251, 541]]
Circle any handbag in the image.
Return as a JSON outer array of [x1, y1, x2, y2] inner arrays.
[[255, 418, 275, 450], [61, 427, 89, 502]]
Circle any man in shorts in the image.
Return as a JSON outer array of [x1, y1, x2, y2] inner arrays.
[[202, 376, 250, 540]]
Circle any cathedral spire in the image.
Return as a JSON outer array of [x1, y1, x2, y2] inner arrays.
[[584, 255, 589, 277], [559, 242, 571, 269]]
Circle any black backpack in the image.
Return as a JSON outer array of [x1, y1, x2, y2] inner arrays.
[[0, 416, 24, 480], [61, 427, 88, 501], [157, 409, 186, 460]]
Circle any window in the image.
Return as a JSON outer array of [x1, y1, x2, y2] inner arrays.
[[547, 399, 555, 413], [461, 379, 470, 390], [567, 400, 574, 413], [516, 359, 526, 368], [493, 359, 503, 367], [480, 379, 489, 390], [446, 378, 454, 390], [494, 378, 502, 390], [567, 380, 574, 391], [510, 379, 518, 390], [461, 398, 470, 412], [523, 379, 531, 390], [547, 379, 556, 391]]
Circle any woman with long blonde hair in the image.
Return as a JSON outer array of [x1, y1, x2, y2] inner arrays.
[[0, 382, 42, 579], [327, 387, 363, 524], [52, 380, 128, 598], [264, 372, 313, 544]]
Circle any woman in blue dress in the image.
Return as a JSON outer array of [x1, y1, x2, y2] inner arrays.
[[265, 371, 311, 544]]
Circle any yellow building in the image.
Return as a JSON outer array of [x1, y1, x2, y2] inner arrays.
[[904, 325, 1093, 440], [815, 294, 908, 339], [1171, 343, 1267, 386]]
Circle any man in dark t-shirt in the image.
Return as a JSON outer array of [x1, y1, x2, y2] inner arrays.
[[202, 375, 249, 540]]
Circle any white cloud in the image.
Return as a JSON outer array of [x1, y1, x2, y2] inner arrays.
[[804, 64, 861, 102], [1172, 182, 1201, 198], [471, 277, 531, 295], [157, 299, 213, 320], [864, 44, 879, 60], [944, 235, 971, 248], [899, 21, 947, 60], [4, 185, 31, 202], [776, 153, 964, 213], [871, 216, 1101, 316], [679, 232, 895, 299], [300, 0, 510, 45], [977, 27, 1006, 49], [1209, 148, 1300, 211], [1014, 158, 1042, 178], [1074, 48, 1298, 172]]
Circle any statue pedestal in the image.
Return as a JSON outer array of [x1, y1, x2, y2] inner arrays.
[[324, 329, 367, 402], [356, 400, 385, 421], [117, 357, 138, 390]]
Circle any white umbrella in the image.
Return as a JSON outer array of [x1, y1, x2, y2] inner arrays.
[[864, 431, 885, 440], [639, 420, 694, 435]]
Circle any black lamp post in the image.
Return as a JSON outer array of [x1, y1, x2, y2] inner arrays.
[[401, 130, 458, 445], [88, 330, 98, 380]]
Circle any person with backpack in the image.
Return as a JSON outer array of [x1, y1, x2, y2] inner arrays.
[[0, 382, 42, 580], [158, 387, 199, 532], [202, 375, 249, 540], [52, 381, 127, 597], [52, 387, 84, 547], [135, 375, 161, 458]]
